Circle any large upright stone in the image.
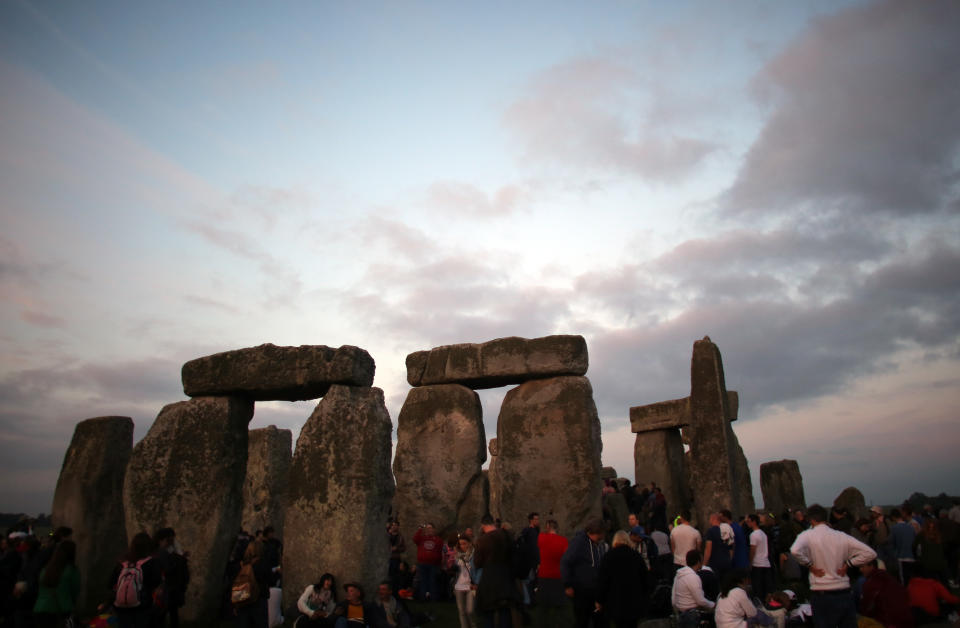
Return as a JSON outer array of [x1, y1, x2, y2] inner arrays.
[[833, 486, 868, 522], [182, 343, 375, 401], [760, 459, 806, 516], [283, 385, 394, 612], [633, 428, 690, 520], [684, 336, 747, 527], [728, 427, 756, 514], [124, 397, 253, 624], [52, 416, 133, 617], [393, 384, 486, 550], [406, 335, 588, 389], [492, 376, 602, 535], [242, 426, 292, 536]]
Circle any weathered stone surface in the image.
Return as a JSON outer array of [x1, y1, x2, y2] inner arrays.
[[182, 343, 375, 401], [406, 335, 588, 389], [728, 427, 756, 514], [457, 472, 490, 532], [603, 492, 631, 533], [283, 385, 394, 613], [630, 391, 739, 433], [684, 336, 748, 527], [52, 416, 133, 617], [634, 428, 690, 522], [242, 426, 292, 537], [601, 466, 618, 480], [393, 384, 486, 549], [124, 397, 253, 624], [760, 459, 806, 516], [487, 440, 500, 521], [492, 376, 602, 535], [833, 486, 868, 522]]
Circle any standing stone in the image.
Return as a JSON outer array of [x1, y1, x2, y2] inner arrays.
[[634, 428, 690, 521], [242, 426, 292, 537], [603, 492, 631, 533], [393, 384, 486, 548], [493, 376, 602, 535], [458, 472, 490, 532], [601, 467, 618, 480], [684, 337, 745, 527], [833, 486, 868, 522], [760, 459, 806, 516], [52, 416, 133, 617], [283, 385, 394, 612], [728, 427, 756, 514], [124, 397, 253, 624], [182, 343, 375, 401], [487, 440, 500, 521]]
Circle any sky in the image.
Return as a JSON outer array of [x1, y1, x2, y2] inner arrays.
[[1, 0, 958, 516]]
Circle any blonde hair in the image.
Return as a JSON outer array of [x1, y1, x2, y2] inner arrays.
[[612, 530, 633, 548]]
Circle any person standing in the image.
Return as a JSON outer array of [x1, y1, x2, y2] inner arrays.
[[536, 519, 569, 628], [790, 504, 876, 628], [562, 519, 609, 628], [598, 530, 649, 628], [32, 540, 80, 628], [670, 511, 701, 572], [746, 515, 773, 602], [453, 536, 478, 628], [474, 515, 519, 628], [412, 523, 443, 602]]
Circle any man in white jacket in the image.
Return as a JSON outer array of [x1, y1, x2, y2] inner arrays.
[[790, 504, 876, 628]]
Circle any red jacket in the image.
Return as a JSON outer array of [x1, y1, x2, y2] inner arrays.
[[537, 532, 569, 580], [907, 577, 959, 617], [412, 529, 443, 566]]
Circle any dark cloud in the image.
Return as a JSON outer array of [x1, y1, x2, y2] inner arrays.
[[723, 0, 960, 216]]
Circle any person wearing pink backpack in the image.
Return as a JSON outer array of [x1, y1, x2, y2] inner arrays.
[[107, 532, 162, 628]]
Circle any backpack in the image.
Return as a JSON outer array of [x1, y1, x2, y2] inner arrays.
[[231, 564, 259, 607], [114, 557, 151, 608]]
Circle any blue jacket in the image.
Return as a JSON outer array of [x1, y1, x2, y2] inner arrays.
[[561, 531, 607, 590]]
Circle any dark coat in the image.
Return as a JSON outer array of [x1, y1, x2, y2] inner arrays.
[[474, 528, 520, 612], [599, 545, 649, 624], [561, 531, 607, 591]]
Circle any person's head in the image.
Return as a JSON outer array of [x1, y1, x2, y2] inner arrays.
[[316, 573, 335, 591], [584, 518, 606, 542], [629, 526, 644, 544], [480, 514, 496, 532], [856, 519, 871, 533], [720, 509, 733, 523], [709, 512, 721, 527], [388, 520, 399, 534], [544, 519, 558, 534], [747, 514, 760, 530], [870, 506, 884, 520], [377, 581, 392, 602], [889, 508, 902, 521], [423, 523, 435, 536], [458, 536, 473, 553], [463, 527, 474, 540], [679, 509, 692, 524], [242, 540, 262, 565], [612, 530, 632, 549], [52, 526, 72, 543], [793, 509, 805, 522], [720, 568, 752, 598], [128, 531, 155, 561], [344, 582, 364, 603], [861, 559, 879, 577], [806, 504, 828, 524], [528, 512, 540, 528], [154, 527, 176, 550], [686, 549, 702, 569], [628, 513, 639, 528]]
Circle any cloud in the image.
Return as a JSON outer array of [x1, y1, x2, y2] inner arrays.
[[425, 181, 528, 218], [723, 0, 960, 216], [503, 56, 717, 181]]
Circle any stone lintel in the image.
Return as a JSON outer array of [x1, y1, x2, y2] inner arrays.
[[630, 391, 738, 433]]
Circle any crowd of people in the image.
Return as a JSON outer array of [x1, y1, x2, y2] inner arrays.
[[3, 487, 960, 628]]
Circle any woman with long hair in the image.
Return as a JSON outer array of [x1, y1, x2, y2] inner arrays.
[[111, 531, 162, 628], [33, 540, 80, 628], [453, 535, 478, 628], [295, 572, 337, 627]]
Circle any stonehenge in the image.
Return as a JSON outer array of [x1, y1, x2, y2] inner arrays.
[[49, 333, 786, 621], [630, 336, 755, 527], [760, 459, 807, 515], [51, 416, 133, 617], [394, 335, 603, 538]]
